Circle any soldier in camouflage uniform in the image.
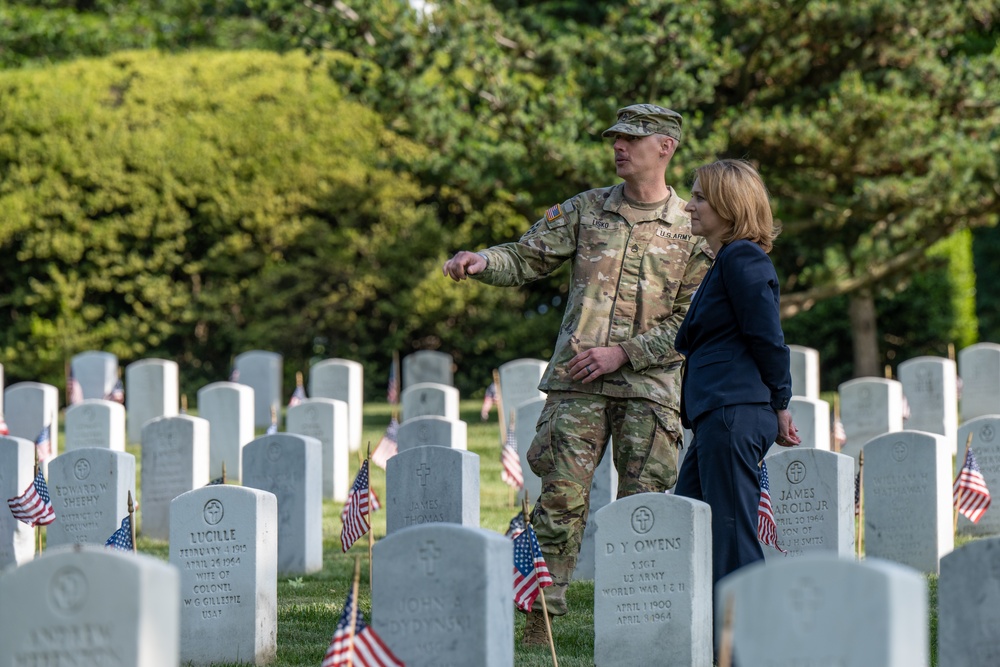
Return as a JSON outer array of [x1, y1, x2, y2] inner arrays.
[[443, 104, 713, 645]]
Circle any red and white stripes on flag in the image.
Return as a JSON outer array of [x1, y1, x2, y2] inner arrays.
[[340, 461, 372, 552], [7, 469, 56, 527], [67, 368, 84, 406], [371, 417, 399, 470], [954, 447, 992, 523], [500, 416, 523, 490], [322, 587, 403, 667], [757, 461, 786, 554], [512, 523, 552, 612]]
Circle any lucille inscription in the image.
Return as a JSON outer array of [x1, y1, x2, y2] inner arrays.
[[180, 528, 246, 619]]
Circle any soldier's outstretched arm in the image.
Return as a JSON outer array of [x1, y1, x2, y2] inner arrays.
[[442, 251, 488, 281]]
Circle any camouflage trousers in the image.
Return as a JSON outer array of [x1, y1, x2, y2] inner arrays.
[[526, 391, 681, 615]]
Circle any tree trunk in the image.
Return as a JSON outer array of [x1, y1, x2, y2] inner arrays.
[[848, 287, 881, 378]]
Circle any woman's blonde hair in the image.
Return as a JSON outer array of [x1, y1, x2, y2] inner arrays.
[[693, 159, 781, 253]]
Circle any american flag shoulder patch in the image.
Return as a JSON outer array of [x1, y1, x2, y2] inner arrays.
[[545, 204, 564, 222]]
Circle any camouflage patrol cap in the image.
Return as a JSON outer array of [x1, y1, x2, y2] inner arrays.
[[602, 104, 683, 141]]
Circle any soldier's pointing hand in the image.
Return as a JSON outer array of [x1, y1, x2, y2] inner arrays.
[[443, 251, 488, 281]]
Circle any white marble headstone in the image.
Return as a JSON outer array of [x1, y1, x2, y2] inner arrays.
[[372, 524, 512, 667], [497, 358, 547, 433], [959, 343, 1000, 421], [863, 430, 953, 574], [170, 485, 278, 666], [47, 448, 135, 548], [197, 381, 254, 483], [140, 415, 211, 540], [235, 350, 283, 428], [64, 399, 125, 452], [286, 398, 349, 502], [309, 358, 364, 453], [397, 415, 468, 453], [838, 377, 904, 468], [72, 350, 119, 399], [0, 436, 36, 568], [763, 448, 855, 561], [0, 545, 180, 667], [717, 554, 927, 667], [899, 356, 958, 454], [593, 493, 712, 666], [242, 433, 322, 574], [4, 381, 60, 464], [788, 345, 820, 399], [939, 537, 1000, 666], [956, 416, 1000, 537], [402, 350, 454, 389], [401, 382, 460, 422], [385, 446, 479, 534], [125, 358, 179, 444]]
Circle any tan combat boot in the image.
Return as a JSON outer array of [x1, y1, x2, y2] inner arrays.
[[522, 610, 551, 647]]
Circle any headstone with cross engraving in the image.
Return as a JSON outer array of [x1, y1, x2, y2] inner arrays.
[[717, 553, 927, 667], [938, 537, 1000, 666], [593, 493, 712, 666], [242, 433, 322, 574], [286, 398, 350, 502], [0, 436, 36, 568], [72, 351, 119, 400], [956, 416, 1000, 537], [309, 358, 364, 452], [766, 396, 831, 458], [170, 484, 278, 666], [197, 381, 255, 484], [863, 430, 953, 574], [789, 345, 821, 399], [838, 377, 905, 470], [401, 383, 460, 423], [397, 415, 468, 453], [140, 415, 211, 540], [762, 449, 855, 562], [401, 351, 454, 390], [125, 358, 180, 444], [234, 350, 283, 429], [899, 356, 959, 455], [64, 399, 126, 452], [372, 524, 512, 666], [959, 343, 1000, 422], [497, 358, 547, 432], [46, 448, 136, 548], [0, 544, 180, 667], [385, 446, 479, 535]]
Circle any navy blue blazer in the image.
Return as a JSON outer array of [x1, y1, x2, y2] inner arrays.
[[676, 239, 792, 427]]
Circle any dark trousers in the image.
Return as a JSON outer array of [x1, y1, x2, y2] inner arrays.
[[673, 403, 778, 587]]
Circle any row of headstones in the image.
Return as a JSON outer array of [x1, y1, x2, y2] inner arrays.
[[5, 488, 998, 666]]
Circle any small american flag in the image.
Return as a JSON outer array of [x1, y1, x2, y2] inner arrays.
[[854, 471, 861, 516], [0, 413, 8, 436], [105, 516, 133, 551], [386, 363, 399, 406], [341, 483, 381, 522], [500, 415, 523, 490], [35, 424, 53, 463], [757, 461, 786, 554], [105, 377, 125, 404], [67, 368, 84, 406], [7, 469, 56, 527], [371, 417, 399, 470], [954, 447, 992, 523], [322, 587, 403, 667], [512, 523, 552, 612], [505, 513, 526, 538], [480, 382, 496, 421], [288, 384, 306, 408], [265, 420, 278, 435], [341, 461, 372, 552], [833, 419, 846, 450]]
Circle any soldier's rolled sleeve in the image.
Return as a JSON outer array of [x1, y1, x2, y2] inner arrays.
[[618, 244, 714, 371]]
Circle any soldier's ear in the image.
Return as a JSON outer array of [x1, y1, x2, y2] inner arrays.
[[660, 136, 676, 157]]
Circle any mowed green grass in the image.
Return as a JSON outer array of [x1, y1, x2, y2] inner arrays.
[[124, 399, 953, 666]]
